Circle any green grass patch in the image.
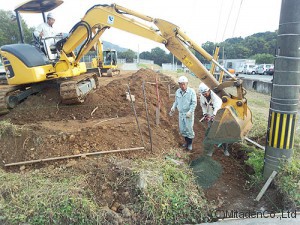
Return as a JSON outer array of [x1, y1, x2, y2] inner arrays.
[[134, 155, 213, 224], [0, 168, 103, 225], [245, 147, 264, 184], [0, 120, 23, 138], [276, 158, 300, 207], [247, 112, 268, 138]]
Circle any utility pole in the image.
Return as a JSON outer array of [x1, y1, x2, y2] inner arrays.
[[263, 0, 300, 179], [172, 54, 174, 71], [137, 44, 140, 64]]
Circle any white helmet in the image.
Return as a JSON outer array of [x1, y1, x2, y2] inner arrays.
[[47, 12, 55, 19], [199, 83, 210, 94], [178, 76, 188, 83]]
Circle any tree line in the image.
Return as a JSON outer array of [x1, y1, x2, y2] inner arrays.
[[117, 31, 277, 65], [0, 9, 276, 65]]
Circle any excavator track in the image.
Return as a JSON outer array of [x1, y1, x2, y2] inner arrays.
[[60, 73, 99, 104], [0, 85, 20, 115]]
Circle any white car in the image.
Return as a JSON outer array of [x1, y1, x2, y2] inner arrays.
[[243, 64, 257, 74], [0, 58, 6, 81], [0, 59, 5, 74], [257, 64, 274, 75]]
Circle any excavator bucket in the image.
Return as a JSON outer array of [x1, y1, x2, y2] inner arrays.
[[204, 101, 253, 144]]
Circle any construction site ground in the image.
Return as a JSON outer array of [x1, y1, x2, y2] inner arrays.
[[0, 69, 284, 223]]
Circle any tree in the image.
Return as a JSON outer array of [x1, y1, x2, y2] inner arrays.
[[0, 10, 34, 46], [150, 47, 169, 66], [139, 51, 152, 60], [252, 53, 274, 64], [118, 49, 136, 62]]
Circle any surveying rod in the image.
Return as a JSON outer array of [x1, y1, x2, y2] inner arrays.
[[263, 0, 300, 179]]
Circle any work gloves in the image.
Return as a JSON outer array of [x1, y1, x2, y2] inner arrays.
[[169, 108, 193, 118], [204, 114, 215, 122], [186, 111, 192, 118], [169, 107, 175, 116]]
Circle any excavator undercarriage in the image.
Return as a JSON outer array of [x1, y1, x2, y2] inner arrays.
[[0, 72, 98, 115]]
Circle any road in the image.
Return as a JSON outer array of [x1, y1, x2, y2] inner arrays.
[[237, 73, 273, 82], [120, 63, 138, 70]]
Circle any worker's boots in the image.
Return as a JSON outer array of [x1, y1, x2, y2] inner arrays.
[[186, 138, 193, 151], [182, 137, 193, 151], [182, 137, 188, 148], [205, 143, 214, 156], [223, 143, 230, 156]]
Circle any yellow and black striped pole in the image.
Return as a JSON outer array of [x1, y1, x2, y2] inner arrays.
[[263, 0, 300, 179]]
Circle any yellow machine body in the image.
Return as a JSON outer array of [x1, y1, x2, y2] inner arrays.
[[1, 51, 54, 85]]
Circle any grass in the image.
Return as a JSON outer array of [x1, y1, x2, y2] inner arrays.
[[240, 89, 300, 207], [133, 152, 214, 224], [0, 147, 212, 224], [276, 157, 300, 207], [244, 147, 265, 185], [0, 168, 104, 225], [0, 120, 23, 138]]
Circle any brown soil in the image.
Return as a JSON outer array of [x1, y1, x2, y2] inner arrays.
[[0, 69, 283, 223]]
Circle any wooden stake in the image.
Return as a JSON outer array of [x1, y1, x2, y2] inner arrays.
[[255, 170, 277, 201], [4, 147, 145, 167]]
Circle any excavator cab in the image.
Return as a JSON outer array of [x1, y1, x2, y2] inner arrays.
[[102, 49, 119, 76], [103, 49, 117, 66], [14, 0, 64, 61]]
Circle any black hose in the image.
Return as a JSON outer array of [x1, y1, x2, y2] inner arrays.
[[85, 4, 111, 15], [68, 21, 92, 61]]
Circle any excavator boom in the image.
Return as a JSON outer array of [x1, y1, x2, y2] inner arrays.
[[58, 3, 252, 143], [0, 2, 252, 143]]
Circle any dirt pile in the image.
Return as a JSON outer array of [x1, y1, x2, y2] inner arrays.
[[0, 69, 184, 165]]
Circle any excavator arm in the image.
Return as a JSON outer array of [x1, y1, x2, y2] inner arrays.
[[57, 3, 252, 144]]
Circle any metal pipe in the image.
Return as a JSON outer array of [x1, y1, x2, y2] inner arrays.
[[114, 4, 154, 22], [211, 59, 237, 80], [176, 29, 236, 80], [263, 0, 300, 179], [15, 11, 24, 43]]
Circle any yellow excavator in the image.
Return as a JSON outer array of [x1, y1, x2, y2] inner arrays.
[[0, 0, 252, 144], [90, 41, 120, 77]]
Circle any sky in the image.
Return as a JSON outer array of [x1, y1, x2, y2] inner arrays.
[[1, 0, 282, 52]]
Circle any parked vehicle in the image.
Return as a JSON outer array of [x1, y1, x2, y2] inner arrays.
[[266, 65, 274, 75], [0, 58, 6, 81], [257, 64, 274, 75], [243, 64, 257, 74], [0, 58, 5, 74], [236, 66, 244, 75], [222, 59, 256, 75]]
